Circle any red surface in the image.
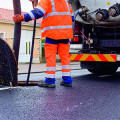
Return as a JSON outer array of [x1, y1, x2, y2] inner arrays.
[[0, 8, 41, 24]]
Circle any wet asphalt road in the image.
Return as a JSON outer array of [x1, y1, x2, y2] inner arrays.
[[1, 69, 120, 120]]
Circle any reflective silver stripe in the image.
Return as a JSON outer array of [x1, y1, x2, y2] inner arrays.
[[65, 0, 70, 12], [50, 0, 70, 12], [46, 67, 56, 71], [62, 65, 71, 69], [28, 11, 35, 20], [71, 13, 74, 17], [62, 72, 71, 76], [43, 12, 71, 19], [45, 74, 55, 78], [41, 25, 72, 33], [36, 6, 46, 14], [50, 0, 56, 12]]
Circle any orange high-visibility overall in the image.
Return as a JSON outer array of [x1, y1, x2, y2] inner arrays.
[[36, 0, 73, 39], [36, 0, 73, 84]]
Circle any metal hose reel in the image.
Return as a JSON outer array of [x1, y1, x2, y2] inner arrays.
[[0, 38, 17, 86]]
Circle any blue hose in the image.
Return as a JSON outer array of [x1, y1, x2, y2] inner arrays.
[[71, 9, 80, 42]]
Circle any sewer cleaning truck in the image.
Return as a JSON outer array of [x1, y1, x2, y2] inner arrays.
[[69, 0, 120, 74]]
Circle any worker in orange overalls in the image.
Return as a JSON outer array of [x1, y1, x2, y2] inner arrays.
[[13, 0, 74, 88]]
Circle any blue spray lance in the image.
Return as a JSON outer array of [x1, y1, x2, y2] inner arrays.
[[26, 0, 38, 85]]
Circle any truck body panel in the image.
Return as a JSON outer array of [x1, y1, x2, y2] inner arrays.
[[69, 0, 120, 74]]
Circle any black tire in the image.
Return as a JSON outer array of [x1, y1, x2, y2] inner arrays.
[[87, 63, 118, 75]]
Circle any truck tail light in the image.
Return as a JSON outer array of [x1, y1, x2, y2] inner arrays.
[[73, 36, 79, 42]]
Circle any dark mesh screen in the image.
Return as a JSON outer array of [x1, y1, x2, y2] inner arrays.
[[0, 38, 17, 86]]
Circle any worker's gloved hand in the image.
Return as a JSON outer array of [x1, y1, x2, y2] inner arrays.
[[13, 14, 25, 23]]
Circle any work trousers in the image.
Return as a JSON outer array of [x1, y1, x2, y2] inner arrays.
[[44, 38, 72, 84]]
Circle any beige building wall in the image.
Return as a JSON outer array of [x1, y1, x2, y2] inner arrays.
[[0, 21, 42, 63], [0, 22, 14, 47]]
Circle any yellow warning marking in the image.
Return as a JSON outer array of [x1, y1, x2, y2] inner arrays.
[[80, 54, 89, 61], [107, 2, 110, 5], [70, 54, 77, 60], [70, 54, 116, 62], [103, 54, 115, 62], [91, 54, 102, 61]]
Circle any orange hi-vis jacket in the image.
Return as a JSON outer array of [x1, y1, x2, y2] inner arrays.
[[36, 0, 73, 40]]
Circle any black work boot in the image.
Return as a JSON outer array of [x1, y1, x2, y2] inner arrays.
[[60, 81, 72, 87], [38, 81, 56, 88]]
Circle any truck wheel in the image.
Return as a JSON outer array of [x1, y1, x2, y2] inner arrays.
[[87, 63, 118, 75]]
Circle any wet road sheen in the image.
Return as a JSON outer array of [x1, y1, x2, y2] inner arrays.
[[1, 69, 120, 120]]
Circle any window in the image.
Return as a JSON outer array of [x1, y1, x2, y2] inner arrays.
[[0, 33, 5, 39]]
